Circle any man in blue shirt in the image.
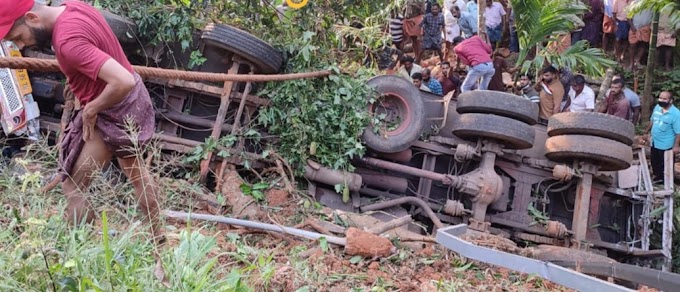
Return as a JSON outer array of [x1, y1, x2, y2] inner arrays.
[[644, 91, 680, 182], [451, 5, 477, 38], [422, 68, 444, 95]]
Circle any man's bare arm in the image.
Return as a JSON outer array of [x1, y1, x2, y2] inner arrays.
[[85, 59, 136, 115], [632, 106, 641, 124], [597, 104, 607, 113]]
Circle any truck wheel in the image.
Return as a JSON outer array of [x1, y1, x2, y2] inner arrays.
[[452, 113, 535, 149], [456, 90, 539, 125], [201, 24, 284, 74], [547, 112, 635, 146], [545, 135, 633, 171], [362, 75, 425, 153]]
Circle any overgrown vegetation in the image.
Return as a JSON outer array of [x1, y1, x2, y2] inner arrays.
[[96, 0, 397, 174]]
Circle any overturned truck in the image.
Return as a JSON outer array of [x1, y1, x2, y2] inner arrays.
[[0, 14, 676, 290], [324, 75, 674, 265]]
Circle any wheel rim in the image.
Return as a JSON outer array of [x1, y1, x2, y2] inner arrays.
[[368, 92, 412, 136]]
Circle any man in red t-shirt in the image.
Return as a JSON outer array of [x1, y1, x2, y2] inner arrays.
[[599, 78, 631, 120], [452, 36, 495, 92], [1, 0, 163, 243]]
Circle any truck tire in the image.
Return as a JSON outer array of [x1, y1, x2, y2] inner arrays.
[[456, 90, 539, 125], [100, 10, 137, 44], [362, 75, 425, 153], [547, 112, 635, 146], [201, 24, 283, 74], [545, 135, 633, 171], [452, 113, 535, 149]]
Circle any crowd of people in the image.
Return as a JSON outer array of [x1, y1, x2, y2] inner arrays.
[[382, 0, 680, 183]]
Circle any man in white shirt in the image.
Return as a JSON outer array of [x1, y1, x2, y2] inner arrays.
[[484, 0, 506, 44], [444, 6, 461, 46], [566, 75, 595, 112], [396, 56, 423, 82], [412, 72, 433, 92], [444, 0, 467, 14]]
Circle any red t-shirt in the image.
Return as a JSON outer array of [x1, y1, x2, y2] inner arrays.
[[453, 36, 492, 67], [605, 92, 631, 120], [52, 1, 134, 105]]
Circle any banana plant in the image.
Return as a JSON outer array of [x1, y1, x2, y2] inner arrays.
[[511, 0, 616, 77]]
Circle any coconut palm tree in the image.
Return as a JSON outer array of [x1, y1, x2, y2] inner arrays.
[[628, 0, 680, 122], [511, 0, 616, 76]]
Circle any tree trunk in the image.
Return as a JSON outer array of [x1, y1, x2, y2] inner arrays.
[[642, 12, 660, 123], [478, 0, 487, 43]]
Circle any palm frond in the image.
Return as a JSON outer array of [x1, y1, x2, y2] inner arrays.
[[542, 41, 617, 76], [628, 0, 679, 16], [512, 0, 613, 77]]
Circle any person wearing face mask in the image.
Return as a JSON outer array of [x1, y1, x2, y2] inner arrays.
[[644, 91, 680, 183]]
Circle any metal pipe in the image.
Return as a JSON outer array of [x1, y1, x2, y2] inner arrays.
[[359, 187, 440, 210], [360, 197, 445, 229], [368, 149, 413, 163], [164, 210, 347, 246], [359, 173, 409, 193], [358, 157, 448, 182], [156, 111, 234, 132], [489, 217, 555, 238], [304, 163, 362, 191]]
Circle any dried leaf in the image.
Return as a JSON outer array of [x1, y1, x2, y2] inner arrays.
[[154, 258, 171, 288]]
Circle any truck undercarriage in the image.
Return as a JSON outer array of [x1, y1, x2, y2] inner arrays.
[[0, 16, 677, 290]]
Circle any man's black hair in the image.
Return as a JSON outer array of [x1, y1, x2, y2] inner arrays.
[[401, 55, 415, 63], [452, 36, 465, 45], [411, 72, 423, 80], [521, 72, 534, 80], [440, 61, 450, 66], [542, 66, 558, 75], [432, 3, 441, 8], [611, 78, 624, 87], [613, 74, 626, 84], [571, 74, 586, 85]]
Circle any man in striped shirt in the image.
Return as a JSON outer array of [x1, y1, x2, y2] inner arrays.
[[389, 11, 404, 50]]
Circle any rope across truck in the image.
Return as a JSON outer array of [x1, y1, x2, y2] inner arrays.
[[0, 57, 333, 82]]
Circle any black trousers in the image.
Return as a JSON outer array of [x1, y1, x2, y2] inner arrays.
[[651, 145, 672, 181]]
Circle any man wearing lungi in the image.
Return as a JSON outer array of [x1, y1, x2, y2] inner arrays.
[[1, 0, 164, 243]]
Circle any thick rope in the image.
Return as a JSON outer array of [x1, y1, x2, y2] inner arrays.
[[0, 57, 333, 82]]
